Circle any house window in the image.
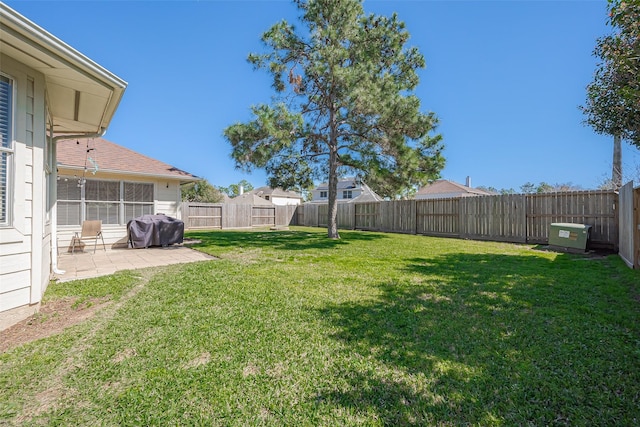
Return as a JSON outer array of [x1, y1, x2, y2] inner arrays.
[[320, 191, 327, 198], [342, 190, 353, 199], [57, 177, 82, 226], [85, 179, 120, 224], [0, 75, 13, 225], [57, 177, 154, 226], [123, 182, 154, 220]]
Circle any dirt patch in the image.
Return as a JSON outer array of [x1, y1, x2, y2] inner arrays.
[[243, 362, 260, 377], [183, 352, 211, 369], [112, 347, 137, 363], [2, 270, 157, 425], [0, 298, 110, 353], [1, 269, 160, 355]]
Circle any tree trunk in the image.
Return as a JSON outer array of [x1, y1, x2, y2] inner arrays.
[[327, 107, 340, 239], [327, 143, 340, 239], [613, 134, 622, 190]]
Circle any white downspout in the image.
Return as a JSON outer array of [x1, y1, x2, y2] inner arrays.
[[50, 129, 107, 275], [51, 202, 64, 275]]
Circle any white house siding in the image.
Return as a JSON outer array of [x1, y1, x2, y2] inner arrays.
[[270, 196, 301, 206], [0, 56, 49, 316], [31, 132, 51, 306], [415, 192, 479, 200], [0, 251, 31, 311], [155, 181, 181, 218], [311, 190, 364, 201], [55, 173, 185, 250], [56, 226, 126, 251], [415, 192, 461, 200]]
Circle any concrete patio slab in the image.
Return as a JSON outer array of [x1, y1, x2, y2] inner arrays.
[[55, 245, 216, 282]]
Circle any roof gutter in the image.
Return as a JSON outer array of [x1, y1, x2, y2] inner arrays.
[[52, 128, 107, 144], [0, 3, 128, 89], [56, 164, 200, 183], [1, 3, 127, 132]]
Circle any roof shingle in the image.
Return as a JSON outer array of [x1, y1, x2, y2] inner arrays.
[[56, 138, 198, 181], [250, 186, 303, 199], [416, 180, 493, 197]]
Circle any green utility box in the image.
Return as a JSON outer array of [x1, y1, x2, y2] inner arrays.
[[548, 223, 592, 252]]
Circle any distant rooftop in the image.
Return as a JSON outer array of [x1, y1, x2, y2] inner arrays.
[[416, 180, 493, 197], [315, 177, 362, 191], [228, 193, 274, 205], [250, 186, 303, 199]]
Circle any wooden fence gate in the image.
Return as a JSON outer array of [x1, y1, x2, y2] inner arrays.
[[182, 203, 297, 229]]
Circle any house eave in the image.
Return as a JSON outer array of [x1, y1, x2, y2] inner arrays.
[[57, 164, 199, 183], [0, 3, 127, 134]]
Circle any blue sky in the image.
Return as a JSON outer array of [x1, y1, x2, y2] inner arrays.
[[6, 0, 639, 191]]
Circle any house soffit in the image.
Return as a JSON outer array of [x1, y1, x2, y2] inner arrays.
[[0, 4, 127, 135]]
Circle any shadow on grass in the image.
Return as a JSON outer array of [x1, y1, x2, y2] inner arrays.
[[185, 228, 388, 252], [318, 252, 639, 424]]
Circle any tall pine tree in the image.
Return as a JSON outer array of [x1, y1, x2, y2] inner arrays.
[[225, 0, 444, 238]]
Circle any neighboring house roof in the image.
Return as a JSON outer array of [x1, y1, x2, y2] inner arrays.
[[0, 3, 127, 135], [314, 177, 362, 191], [56, 138, 198, 181], [415, 180, 493, 198], [250, 186, 303, 200], [308, 179, 383, 203], [228, 193, 274, 205], [349, 183, 384, 203]]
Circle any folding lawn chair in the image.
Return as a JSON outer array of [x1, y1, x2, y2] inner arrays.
[[72, 220, 106, 254]]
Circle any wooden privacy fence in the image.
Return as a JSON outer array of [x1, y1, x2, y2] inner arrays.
[[181, 203, 297, 229], [617, 182, 639, 268], [296, 190, 619, 249]]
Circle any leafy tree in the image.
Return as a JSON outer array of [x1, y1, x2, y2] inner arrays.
[[581, 0, 640, 188], [224, 0, 444, 238], [477, 185, 499, 194], [598, 159, 640, 189], [536, 182, 556, 193], [181, 180, 225, 203], [479, 182, 583, 195], [553, 182, 582, 192], [598, 177, 619, 190], [218, 180, 254, 198], [535, 182, 584, 193], [520, 182, 536, 194]]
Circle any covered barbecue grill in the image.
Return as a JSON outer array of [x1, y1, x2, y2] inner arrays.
[[127, 214, 184, 248]]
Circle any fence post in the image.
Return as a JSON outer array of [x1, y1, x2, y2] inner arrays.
[[618, 181, 635, 268], [458, 198, 464, 239], [414, 199, 419, 235], [635, 187, 640, 269], [181, 202, 188, 226], [222, 204, 229, 229]]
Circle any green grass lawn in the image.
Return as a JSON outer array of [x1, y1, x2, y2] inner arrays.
[[1, 227, 639, 426]]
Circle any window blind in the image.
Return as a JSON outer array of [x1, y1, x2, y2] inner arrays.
[[57, 177, 154, 226], [0, 75, 12, 224]]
